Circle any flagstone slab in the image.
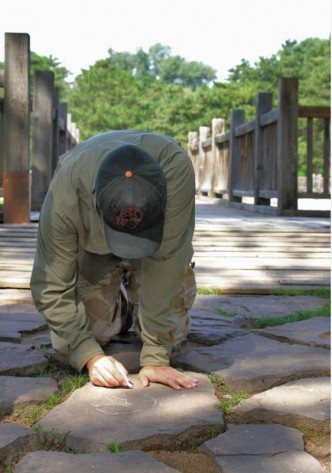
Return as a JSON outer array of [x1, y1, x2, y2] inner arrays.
[[190, 310, 242, 327], [193, 295, 327, 321], [232, 377, 330, 432], [199, 424, 327, 473], [173, 333, 330, 393], [256, 317, 330, 348], [38, 373, 223, 453], [188, 325, 247, 345], [0, 342, 48, 375], [0, 331, 22, 342], [0, 424, 41, 462], [14, 450, 180, 473], [188, 310, 248, 345], [0, 376, 58, 414], [0, 307, 47, 343], [212, 451, 327, 473], [200, 423, 304, 455]]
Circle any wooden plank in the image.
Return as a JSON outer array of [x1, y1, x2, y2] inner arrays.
[[201, 137, 212, 149], [193, 251, 329, 259], [193, 245, 330, 252], [298, 192, 330, 199], [232, 189, 255, 197], [0, 224, 38, 230], [193, 228, 330, 235], [192, 240, 330, 246], [260, 108, 279, 127], [234, 119, 255, 137], [0, 241, 37, 247], [298, 106, 330, 119], [215, 131, 230, 145]]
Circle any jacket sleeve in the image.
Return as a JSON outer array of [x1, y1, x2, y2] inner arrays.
[[30, 189, 104, 372], [138, 144, 195, 366]]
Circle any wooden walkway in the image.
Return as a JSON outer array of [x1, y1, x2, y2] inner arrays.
[[0, 200, 330, 293]]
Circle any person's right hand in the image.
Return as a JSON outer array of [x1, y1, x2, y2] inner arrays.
[[86, 354, 129, 388]]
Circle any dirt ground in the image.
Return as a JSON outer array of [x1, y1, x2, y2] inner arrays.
[[148, 451, 222, 473], [147, 439, 331, 473]]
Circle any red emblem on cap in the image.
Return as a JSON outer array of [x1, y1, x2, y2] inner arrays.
[[116, 207, 143, 229]]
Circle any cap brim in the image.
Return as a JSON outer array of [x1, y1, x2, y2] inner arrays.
[[103, 214, 164, 259]]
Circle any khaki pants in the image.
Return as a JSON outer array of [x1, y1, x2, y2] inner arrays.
[[77, 250, 196, 349]]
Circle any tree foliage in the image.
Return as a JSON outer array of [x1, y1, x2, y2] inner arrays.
[[107, 43, 216, 87], [1, 37, 329, 175], [68, 38, 330, 148], [30, 52, 71, 100]]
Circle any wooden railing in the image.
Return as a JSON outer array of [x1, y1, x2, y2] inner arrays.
[[188, 78, 330, 216], [0, 33, 79, 223]]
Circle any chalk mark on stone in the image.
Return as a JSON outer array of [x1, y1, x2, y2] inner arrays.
[[92, 394, 157, 416]]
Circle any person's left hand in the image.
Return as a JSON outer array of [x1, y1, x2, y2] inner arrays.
[[138, 365, 198, 390]]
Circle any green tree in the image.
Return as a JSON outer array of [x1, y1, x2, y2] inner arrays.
[[107, 43, 216, 87], [30, 52, 70, 100], [67, 38, 330, 163], [68, 59, 154, 140]]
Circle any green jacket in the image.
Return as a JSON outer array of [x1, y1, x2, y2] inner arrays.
[[30, 130, 195, 372]]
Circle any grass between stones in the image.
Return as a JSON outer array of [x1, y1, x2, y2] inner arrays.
[[251, 305, 330, 329], [251, 288, 330, 329], [197, 287, 226, 295], [208, 374, 249, 415], [197, 287, 330, 298], [199, 286, 331, 329], [1, 374, 90, 428], [301, 428, 327, 448]]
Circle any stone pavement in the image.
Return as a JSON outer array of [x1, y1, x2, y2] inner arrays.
[[0, 290, 330, 472]]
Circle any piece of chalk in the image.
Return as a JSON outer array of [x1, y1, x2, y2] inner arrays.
[[119, 367, 134, 389], [126, 379, 134, 389]]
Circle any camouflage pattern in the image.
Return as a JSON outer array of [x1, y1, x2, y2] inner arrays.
[[77, 249, 196, 349]]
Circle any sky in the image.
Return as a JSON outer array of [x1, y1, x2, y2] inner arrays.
[[0, 0, 330, 82]]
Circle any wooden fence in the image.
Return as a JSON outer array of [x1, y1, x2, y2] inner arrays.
[[0, 33, 79, 223], [188, 78, 330, 216]]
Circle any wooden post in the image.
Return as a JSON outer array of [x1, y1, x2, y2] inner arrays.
[[277, 78, 298, 214], [323, 118, 330, 194], [188, 131, 199, 192], [198, 126, 210, 195], [3, 33, 30, 223], [0, 104, 4, 188], [31, 71, 54, 211], [67, 113, 72, 150], [51, 87, 60, 175], [211, 118, 224, 197], [254, 92, 273, 204], [0, 75, 3, 187], [229, 109, 244, 203], [306, 117, 313, 193], [58, 103, 68, 156]]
